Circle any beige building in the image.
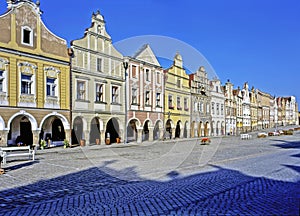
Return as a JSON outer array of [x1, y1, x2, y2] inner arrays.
[[70, 11, 125, 145], [0, 0, 71, 147], [223, 80, 236, 135]]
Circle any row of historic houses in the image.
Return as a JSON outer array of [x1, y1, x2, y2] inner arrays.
[[0, 1, 298, 148]]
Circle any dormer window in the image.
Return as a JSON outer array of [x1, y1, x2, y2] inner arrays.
[[21, 26, 33, 46]]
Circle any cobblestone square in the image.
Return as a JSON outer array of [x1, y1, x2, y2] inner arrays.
[[1, 129, 300, 215]]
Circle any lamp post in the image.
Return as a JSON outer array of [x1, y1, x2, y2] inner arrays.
[[123, 58, 129, 144]]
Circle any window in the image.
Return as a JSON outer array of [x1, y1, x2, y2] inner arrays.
[[197, 102, 201, 111], [200, 102, 204, 113], [132, 88, 137, 104], [217, 103, 220, 115], [77, 81, 86, 100], [145, 91, 150, 106], [21, 74, 32, 94], [168, 95, 173, 109], [177, 79, 181, 88], [97, 58, 102, 72], [0, 71, 3, 92], [156, 72, 160, 84], [156, 92, 161, 107], [112, 86, 119, 103], [216, 86, 219, 93], [46, 78, 56, 97], [206, 104, 210, 114], [177, 96, 181, 110], [221, 104, 224, 115], [194, 102, 197, 112], [184, 97, 188, 111], [145, 69, 150, 81], [132, 65, 137, 78], [212, 102, 215, 114], [96, 83, 103, 102], [21, 26, 33, 46]]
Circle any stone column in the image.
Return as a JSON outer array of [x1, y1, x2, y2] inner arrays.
[[159, 128, 164, 140], [137, 127, 143, 144], [100, 130, 105, 145], [148, 127, 154, 142], [0, 130, 9, 147], [32, 130, 40, 149], [83, 130, 89, 146], [171, 128, 175, 139]]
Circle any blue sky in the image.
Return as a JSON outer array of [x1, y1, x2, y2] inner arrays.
[[1, 0, 300, 107]]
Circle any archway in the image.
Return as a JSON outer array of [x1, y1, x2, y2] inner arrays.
[[190, 121, 195, 138], [175, 121, 181, 138], [221, 122, 225, 136], [204, 122, 209, 137], [127, 119, 138, 142], [142, 120, 150, 141], [72, 117, 83, 145], [216, 121, 220, 136], [90, 118, 101, 144], [165, 119, 173, 139], [106, 118, 120, 144], [198, 122, 202, 137], [153, 120, 161, 141], [8, 116, 33, 147], [183, 121, 188, 138], [211, 121, 215, 136]]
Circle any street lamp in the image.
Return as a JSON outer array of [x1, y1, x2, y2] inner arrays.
[[123, 58, 129, 144]]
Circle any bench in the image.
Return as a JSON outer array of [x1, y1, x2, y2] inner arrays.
[[240, 134, 252, 140], [0, 146, 35, 165]]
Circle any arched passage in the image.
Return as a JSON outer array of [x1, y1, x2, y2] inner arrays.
[[72, 117, 83, 145], [183, 121, 188, 138], [165, 119, 173, 139], [153, 120, 162, 141], [175, 120, 181, 138], [204, 122, 209, 137], [142, 120, 150, 141], [105, 118, 120, 144], [198, 121, 202, 137], [40, 116, 66, 147], [127, 119, 138, 143], [90, 117, 101, 144], [8, 116, 33, 147]]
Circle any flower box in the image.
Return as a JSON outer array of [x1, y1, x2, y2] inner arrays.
[[201, 137, 211, 145]]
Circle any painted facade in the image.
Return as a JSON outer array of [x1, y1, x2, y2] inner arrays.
[[126, 45, 164, 143], [164, 53, 190, 139], [223, 80, 236, 135], [250, 87, 258, 131], [189, 66, 211, 137], [70, 11, 125, 145], [241, 82, 251, 132], [0, 0, 70, 147], [210, 79, 225, 136], [233, 88, 243, 135]]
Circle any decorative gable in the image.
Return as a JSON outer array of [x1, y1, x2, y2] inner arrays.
[[134, 44, 160, 67]]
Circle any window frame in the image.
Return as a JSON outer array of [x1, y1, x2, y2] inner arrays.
[[21, 26, 33, 47], [77, 80, 86, 100]]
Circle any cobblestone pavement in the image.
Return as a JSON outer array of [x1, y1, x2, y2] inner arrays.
[[0, 127, 300, 215]]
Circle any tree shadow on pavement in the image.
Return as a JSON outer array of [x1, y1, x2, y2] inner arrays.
[[0, 161, 299, 216], [271, 139, 300, 149]]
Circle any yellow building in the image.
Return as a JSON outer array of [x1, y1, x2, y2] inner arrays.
[[0, 1, 70, 147], [164, 53, 190, 139]]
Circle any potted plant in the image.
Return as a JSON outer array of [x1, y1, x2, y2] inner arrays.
[[40, 140, 46, 150], [63, 139, 70, 148]]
